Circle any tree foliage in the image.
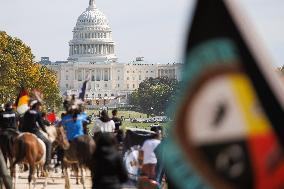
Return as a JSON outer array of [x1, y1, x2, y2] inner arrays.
[[129, 77, 179, 116], [0, 31, 61, 108]]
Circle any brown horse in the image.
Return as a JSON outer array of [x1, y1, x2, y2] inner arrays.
[[63, 135, 96, 189], [12, 126, 69, 189]]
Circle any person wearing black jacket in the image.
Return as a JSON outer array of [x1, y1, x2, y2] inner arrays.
[[111, 109, 122, 132], [0, 102, 19, 165], [0, 102, 18, 132], [92, 133, 128, 189], [22, 100, 52, 170]]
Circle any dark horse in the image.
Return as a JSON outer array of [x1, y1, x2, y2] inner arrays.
[[0, 129, 19, 176], [63, 135, 96, 189], [12, 126, 69, 189]]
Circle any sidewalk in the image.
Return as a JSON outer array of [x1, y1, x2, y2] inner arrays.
[[15, 170, 137, 189]]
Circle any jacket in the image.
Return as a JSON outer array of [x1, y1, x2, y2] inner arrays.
[[22, 109, 47, 133], [0, 109, 18, 130]]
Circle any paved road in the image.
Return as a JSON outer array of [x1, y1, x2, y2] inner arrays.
[[14, 169, 136, 189]]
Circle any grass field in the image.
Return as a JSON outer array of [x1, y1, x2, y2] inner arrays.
[[58, 110, 158, 131]]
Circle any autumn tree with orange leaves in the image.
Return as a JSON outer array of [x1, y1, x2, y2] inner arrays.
[[0, 31, 61, 108]]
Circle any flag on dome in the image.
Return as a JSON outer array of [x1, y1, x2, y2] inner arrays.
[[156, 0, 284, 188], [15, 88, 30, 114]]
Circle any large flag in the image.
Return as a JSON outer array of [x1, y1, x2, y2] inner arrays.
[[15, 88, 29, 114], [157, 0, 284, 188], [79, 80, 88, 101]]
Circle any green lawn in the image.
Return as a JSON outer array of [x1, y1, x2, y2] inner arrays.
[[85, 110, 148, 119], [58, 110, 165, 131]]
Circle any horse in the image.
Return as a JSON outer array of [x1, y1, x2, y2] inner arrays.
[[12, 125, 69, 189], [0, 128, 19, 172], [63, 135, 96, 189]]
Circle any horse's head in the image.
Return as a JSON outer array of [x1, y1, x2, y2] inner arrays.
[[55, 126, 70, 150]]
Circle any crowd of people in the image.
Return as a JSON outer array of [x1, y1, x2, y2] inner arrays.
[[0, 98, 164, 189]]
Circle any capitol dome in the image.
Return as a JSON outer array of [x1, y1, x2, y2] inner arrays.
[[68, 0, 117, 63]]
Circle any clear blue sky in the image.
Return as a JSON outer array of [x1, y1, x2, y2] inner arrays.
[[0, 0, 283, 66]]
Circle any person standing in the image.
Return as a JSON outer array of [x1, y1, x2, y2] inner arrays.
[[111, 109, 124, 144], [139, 127, 161, 180], [22, 100, 52, 170], [111, 109, 122, 132], [92, 110, 115, 137], [91, 133, 128, 189]]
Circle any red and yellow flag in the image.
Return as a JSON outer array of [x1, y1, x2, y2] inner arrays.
[[15, 89, 29, 114]]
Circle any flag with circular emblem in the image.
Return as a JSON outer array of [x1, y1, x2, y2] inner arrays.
[[156, 0, 284, 188]]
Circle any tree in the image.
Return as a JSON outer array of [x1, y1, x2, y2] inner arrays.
[[0, 31, 61, 109], [129, 77, 179, 116]]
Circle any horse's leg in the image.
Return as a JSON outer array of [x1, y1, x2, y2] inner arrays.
[[28, 165, 33, 189], [11, 163, 16, 189], [74, 164, 79, 185], [80, 165, 86, 189], [43, 165, 48, 189], [36, 165, 39, 178], [64, 163, 70, 189]]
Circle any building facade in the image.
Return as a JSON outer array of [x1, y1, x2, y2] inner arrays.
[[45, 0, 182, 101]]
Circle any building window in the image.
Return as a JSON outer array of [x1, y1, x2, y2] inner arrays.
[[133, 71, 135, 73], [117, 76, 120, 80], [78, 70, 82, 81], [86, 94, 88, 98], [133, 84, 135, 88], [96, 84, 99, 88], [139, 75, 141, 80], [104, 69, 109, 81], [146, 71, 148, 73], [111, 94, 114, 97], [127, 77, 129, 80], [117, 84, 120, 88], [96, 70, 100, 81], [104, 94, 107, 97], [98, 94, 101, 97], [127, 84, 129, 89], [127, 71, 129, 73], [105, 84, 107, 88], [66, 75, 68, 80], [66, 84, 68, 88], [91, 70, 95, 81], [151, 71, 154, 73]]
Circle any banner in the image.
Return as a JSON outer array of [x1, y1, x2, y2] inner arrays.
[[157, 0, 284, 188]]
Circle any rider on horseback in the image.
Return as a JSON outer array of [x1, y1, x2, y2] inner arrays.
[[21, 100, 52, 170], [0, 102, 19, 133], [61, 108, 86, 141], [0, 102, 19, 162]]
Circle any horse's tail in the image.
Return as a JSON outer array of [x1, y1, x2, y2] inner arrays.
[[12, 137, 27, 167]]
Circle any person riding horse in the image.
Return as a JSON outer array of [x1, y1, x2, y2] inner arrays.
[[21, 100, 52, 170], [0, 102, 19, 133], [61, 109, 86, 142], [0, 102, 19, 163]]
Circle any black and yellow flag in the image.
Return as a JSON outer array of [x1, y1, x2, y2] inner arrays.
[[157, 0, 284, 188]]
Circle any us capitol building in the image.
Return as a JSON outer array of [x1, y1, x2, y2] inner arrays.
[[44, 0, 182, 103]]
